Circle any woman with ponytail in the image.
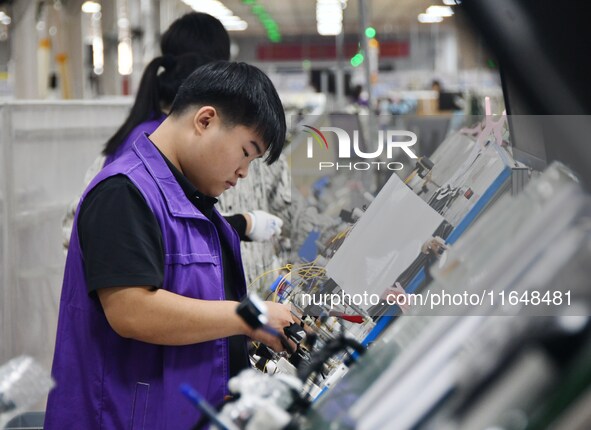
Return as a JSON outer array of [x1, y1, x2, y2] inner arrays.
[[63, 12, 284, 254], [102, 53, 211, 165]]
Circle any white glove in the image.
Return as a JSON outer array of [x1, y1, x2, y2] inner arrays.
[[247, 210, 283, 242]]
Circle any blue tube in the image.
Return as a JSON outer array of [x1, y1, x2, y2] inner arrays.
[[180, 383, 230, 430]]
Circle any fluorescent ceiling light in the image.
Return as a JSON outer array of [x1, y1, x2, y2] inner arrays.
[[318, 22, 342, 36], [182, 0, 247, 31], [118, 40, 133, 75], [92, 37, 104, 75], [0, 12, 11, 25], [222, 20, 248, 31], [442, 0, 458, 5], [418, 13, 443, 23], [81, 1, 101, 14], [426, 5, 454, 17], [220, 15, 243, 22], [316, 0, 343, 36]]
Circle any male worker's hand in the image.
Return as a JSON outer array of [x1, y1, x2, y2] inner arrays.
[[246, 210, 283, 242], [249, 301, 296, 353]]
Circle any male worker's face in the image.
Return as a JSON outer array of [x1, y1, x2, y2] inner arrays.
[[183, 108, 267, 197]]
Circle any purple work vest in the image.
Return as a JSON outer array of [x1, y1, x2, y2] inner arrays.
[[104, 114, 166, 167], [45, 134, 247, 429]]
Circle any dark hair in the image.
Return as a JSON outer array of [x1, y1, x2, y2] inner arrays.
[[103, 12, 229, 156], [160, 12, 230, 61], [103, 53, 211, 156], [170, 61, 286, 164]]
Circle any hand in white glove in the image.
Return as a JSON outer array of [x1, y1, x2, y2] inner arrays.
[[246, 210, 283, 242]]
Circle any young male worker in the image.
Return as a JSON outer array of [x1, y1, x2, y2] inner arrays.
[[45, 61, 293, 429]]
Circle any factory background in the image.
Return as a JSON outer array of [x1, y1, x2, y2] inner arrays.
[[1, 1, 590, 429]]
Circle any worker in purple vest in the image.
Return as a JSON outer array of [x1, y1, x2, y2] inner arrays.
[[45, 61, 292, 429]]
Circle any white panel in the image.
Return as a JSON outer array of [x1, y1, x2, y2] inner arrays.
[[325, 172, 443, 305]]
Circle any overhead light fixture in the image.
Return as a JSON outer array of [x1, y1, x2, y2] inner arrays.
[[418, 13, 443, 23], [442, 0, 461, 4], [426, 5, 454, 17], [92, 37, 104, 75], [219, 16, 248, 31], [183, 0, 248, 31], [118, 39, 133, 75], [316, 0, 345, 36], [81, 1, 101, 14], [221, 21, 248, 31], [0, 11, 11, 25]]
